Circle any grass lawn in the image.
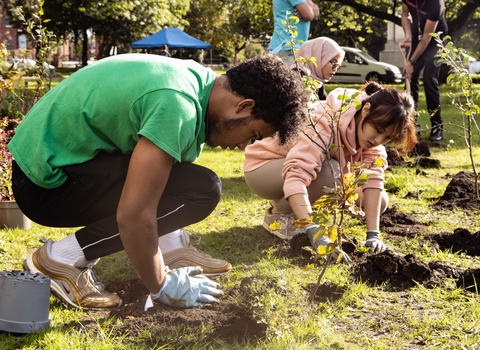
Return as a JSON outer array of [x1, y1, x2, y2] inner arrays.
[[0, 82, 479, 349]]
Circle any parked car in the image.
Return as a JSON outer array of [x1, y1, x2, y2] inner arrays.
[[328, 47, 402, 84], [7, 58, 55, 75]]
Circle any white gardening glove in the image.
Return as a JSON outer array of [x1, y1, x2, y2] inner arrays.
[[150, 266, 223, 308], [306, 225, 352, 264], [361, 230, 388, 253]]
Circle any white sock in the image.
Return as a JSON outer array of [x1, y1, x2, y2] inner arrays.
[[50, 234, 86, 267], [158, 229, 184, 253]]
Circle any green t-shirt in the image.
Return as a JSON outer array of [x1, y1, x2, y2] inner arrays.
[[9, 54, 216, 188]]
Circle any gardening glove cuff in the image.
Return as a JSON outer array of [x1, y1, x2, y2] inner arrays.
[[361, 230, 387, 253], [306, 225, 352, 264], [148, 266, 223, 309]]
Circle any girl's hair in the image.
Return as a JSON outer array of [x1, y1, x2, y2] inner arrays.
[[360, 82, 417, 155]]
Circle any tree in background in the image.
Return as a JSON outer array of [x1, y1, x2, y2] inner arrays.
[[3, 0, 480, 65], [3, 0, 188, 66], [184, 0, 231, 62], [309, 0, 388, 59], [184, 0, 272, 65], [312, 0, 480, 54]]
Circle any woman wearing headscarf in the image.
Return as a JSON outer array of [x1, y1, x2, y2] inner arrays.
[[292, 36, 345, 100]]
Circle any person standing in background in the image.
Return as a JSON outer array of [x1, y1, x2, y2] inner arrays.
[[400, 0, 448, 141], [159, 44, 171, 57], [268, 0, 319, 65]]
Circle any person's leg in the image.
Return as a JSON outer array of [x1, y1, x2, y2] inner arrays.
[[422, 46, 443, 141], [305, 160, 341, 204], [355, 188, 389, 215], [410, 59, 422, 111], [14, 153, 222, 309], [244, 159, 341, 240], [245, 158, 303, 239], [76, 162, 221, 259], [14, 153, 221, 259], [244, 158, 288, 212]]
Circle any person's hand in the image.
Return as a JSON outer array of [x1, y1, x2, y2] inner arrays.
[[306, 225, 352, 264], [361, 230, 388, 253], [403, 62, 414, 80], [400, 37, 411, 48], [151, 266, 223, 308]]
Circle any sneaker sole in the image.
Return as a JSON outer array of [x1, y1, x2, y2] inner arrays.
[[163, 248, 232, 278], [23, 254, 122, 311]]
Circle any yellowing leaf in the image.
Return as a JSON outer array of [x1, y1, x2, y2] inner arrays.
[[303, 264, 315, 271], [269, 221, 282, 231], [292, 218, 313, 228], [343, 172, 355, 188], [316, 245, 327, 255], [288, 16, 300, 25], [373, 156, 385, 167], [328, 225, 338, 242]]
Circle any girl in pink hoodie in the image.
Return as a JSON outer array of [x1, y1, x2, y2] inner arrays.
[[244, 82, 417, 261]]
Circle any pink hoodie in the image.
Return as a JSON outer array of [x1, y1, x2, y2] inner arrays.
[[243, 88, 388, 199]]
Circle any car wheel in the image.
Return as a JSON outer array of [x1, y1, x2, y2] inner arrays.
[[365, 72, 380, 83]]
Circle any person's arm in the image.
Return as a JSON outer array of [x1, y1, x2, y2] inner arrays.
[[288, 193, 312, 220], [400, 3, 412, 49], [118, 136, 223, 308], [409, 19, 439, 63], [295, 0, 319, 21], [117, 136, 173, 294], [362, 188, 382, 231], [360, 187, 388, 253]]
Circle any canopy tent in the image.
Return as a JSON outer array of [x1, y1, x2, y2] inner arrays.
[[131, 28, 211, 50], [131, 28, 212, 65]]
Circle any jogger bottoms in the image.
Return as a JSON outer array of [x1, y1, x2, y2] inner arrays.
[[244, 158, 388, 214], [12, 152, 222, 260]]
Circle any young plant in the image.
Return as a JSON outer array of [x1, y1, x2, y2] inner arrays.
[[434, 34, 480, 198], [293, 105, 384, 302]]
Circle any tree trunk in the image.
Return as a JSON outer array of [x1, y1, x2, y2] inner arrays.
[[82, 28, 89, 67]]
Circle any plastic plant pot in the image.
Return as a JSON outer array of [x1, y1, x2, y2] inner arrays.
[[0, 270, 51, 334]]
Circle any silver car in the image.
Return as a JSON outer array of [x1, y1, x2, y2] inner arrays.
[[329, 47, 402, 84]]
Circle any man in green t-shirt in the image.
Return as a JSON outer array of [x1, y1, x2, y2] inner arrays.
[[9, 54, 308, 309]]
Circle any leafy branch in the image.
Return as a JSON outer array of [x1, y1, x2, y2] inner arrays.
[[434, 34, 480, 198]]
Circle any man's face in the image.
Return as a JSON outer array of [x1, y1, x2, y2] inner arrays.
[[206, 115, 277, 150]]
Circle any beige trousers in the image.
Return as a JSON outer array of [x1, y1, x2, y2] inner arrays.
[[244, 158, 388, 215]]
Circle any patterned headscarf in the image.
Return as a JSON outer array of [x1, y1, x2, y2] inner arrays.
[[292, 37, 345, 83]]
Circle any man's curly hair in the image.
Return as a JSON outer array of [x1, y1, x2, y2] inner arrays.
[[225, 55, 309, 145]]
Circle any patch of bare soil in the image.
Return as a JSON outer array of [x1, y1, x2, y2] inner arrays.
[[457, 268, 480, 292], [103, 278, 267, 347], [432, 228, 480, 256], [433, 171, 480, 210], [350, 250, 460, 289], [386, 142, 432, 167], [380, 206, 427, 238]]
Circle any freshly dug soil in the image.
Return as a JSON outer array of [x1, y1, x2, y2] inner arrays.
[[434, 171, 480, 210]]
